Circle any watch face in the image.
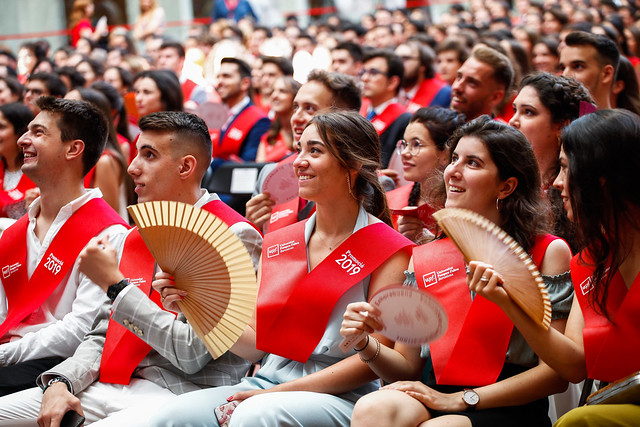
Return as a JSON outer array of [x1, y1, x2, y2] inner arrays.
[[463, 390, 480, 405]]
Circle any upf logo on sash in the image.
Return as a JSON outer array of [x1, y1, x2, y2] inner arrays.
[[335, 249, 364, 276], [267, 239, 300, 258], [43, 253, 64, 275], [270, 208, 294, 224], [580, 276, 593, 295], [7, 189, 24, 201], [227, 128, 243, 141], [372, 119, 385, 133], [2, 262, 21, 279], [422, 266, 460, 288]]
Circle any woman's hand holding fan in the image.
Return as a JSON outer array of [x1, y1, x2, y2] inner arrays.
[[433, 208, 552, 330], [152, 271, 187, 313]]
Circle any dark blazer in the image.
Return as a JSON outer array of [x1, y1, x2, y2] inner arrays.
[[379, 112, 412, 168]]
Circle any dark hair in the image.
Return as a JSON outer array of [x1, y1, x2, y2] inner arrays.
[[401, 40, 436, 79], [0, 76, 23, 102], [407, 107, 466, 207], [220, 57, 252, 80], [138, 111, 212, 176], [77, 58, 104, 80], [471, 45, 514, 94], [613, 56, 640, 115], [307, 70, 362, 111], [363, 49, 405, 95], [0, 102, 34, 167], [561, 109, 640, 318], [448, 116, 546, 253], [332, 41, 364, 63], [545, 7, 569, 27], [261, 56, 293, 77], [91, 80, 131, 141], [520, 72, 593, 123], [309, 111, 391, 225], [133, 70, 183, 112], [55, 66, 87, 90], [564, 31, 620, 76], [435, 38, 470, 63], [27, 72, 67, 98], [159, 41, 186, 58], [105, 66, 133, 90], [533, 36, 559, 59], [34, 96, 108, 176]]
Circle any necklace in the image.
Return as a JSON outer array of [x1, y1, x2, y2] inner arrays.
[[315, 231, 351, 251]]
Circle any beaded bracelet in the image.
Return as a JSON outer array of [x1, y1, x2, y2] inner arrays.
[[353, 335, 369, 352], [359, 336, 380, 363]]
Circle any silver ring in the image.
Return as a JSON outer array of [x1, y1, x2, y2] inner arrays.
[[480, 276, 489, 282]]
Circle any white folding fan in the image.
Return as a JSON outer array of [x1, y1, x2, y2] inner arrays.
[[128, 201, 257, 358], [433, 207, 551, 330]]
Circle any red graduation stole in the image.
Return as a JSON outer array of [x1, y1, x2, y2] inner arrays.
[[99, 199, 255, 384], [257, 220, 413, 362], [370, 103, 406, 136], [406, 78, 447, 113], [0, 163, 36, 217], [0, 198, 127, 338], [181, 79, 198, 102], [266, 155, 306, 233], [414, 235, 557, 386], [385, 184, 436, 233], [211, 105, 266, 159], [571, 252, 640, 383]]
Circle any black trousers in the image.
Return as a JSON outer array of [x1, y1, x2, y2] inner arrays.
[[0, 357, 63, 396]]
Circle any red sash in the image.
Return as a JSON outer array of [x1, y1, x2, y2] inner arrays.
[[414, 235, 557, 386], [83, 149, 117, 189], [0, 164, 36, 217], [99, 199, 256, 384], [406, 78, 447, 113], [370, 103, 407, 136], [182, 79, 198, 102], [211, 106, 266, 159], [267, 155, 302, 233], [385, 184, 436, 232], [257, 220, 413, 362], [261, 133, 293, 163], [0, 198, 127, 338], [572, 253, 640, 383]]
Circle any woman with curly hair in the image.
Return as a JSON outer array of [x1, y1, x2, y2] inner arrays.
[[344, 116, 572, 427]]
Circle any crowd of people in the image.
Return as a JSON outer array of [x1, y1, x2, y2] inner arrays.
[[0, 0, 639, 425]]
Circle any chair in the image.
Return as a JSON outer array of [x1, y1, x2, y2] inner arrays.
[[202, 162, 269, 216]]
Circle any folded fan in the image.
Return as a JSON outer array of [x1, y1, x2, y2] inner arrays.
[[433, 207, 551, 330], [128, 201, 257, 358]]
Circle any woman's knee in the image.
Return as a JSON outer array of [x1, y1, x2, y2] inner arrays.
[[352, 389, 427, 427]]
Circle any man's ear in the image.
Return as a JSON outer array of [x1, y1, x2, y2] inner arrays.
[[601, 64, 615, 85], [66, 139, 85, 161], [388, 75, 401, 94], [240, 76, 251, 93], [488, 88, 506, 110], [178, 155, 197, 179]]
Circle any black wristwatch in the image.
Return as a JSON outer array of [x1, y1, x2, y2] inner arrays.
[[462, 388, 480, 411], [107, 279, 129, 302], [43, 376, 72, 394]]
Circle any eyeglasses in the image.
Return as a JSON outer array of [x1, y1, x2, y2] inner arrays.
[[360, 68, 388, 78], [397, 139, 425, 156]]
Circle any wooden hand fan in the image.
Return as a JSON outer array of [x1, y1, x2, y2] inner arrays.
[[432, 207, 551, 330], [127, 201, 257, 359]]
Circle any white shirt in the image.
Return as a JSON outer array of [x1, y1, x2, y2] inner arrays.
[[0, 188, 128, 365]]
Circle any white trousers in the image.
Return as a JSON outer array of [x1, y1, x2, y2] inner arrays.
[[0, 378, 176, 426]]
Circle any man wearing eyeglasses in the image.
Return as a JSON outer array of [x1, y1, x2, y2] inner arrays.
[[23, 73, 67, 115], [360, 49, 411, 168], [395, 41, 451, 113]]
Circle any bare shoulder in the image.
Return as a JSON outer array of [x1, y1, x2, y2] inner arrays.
[[540, 238, 572, 276]]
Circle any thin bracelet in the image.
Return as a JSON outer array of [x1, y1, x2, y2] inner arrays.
[[353, 335, 369, 352], [359, 336, 381, 363]]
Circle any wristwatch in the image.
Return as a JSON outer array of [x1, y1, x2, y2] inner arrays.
[[43, 376, 72, 393], [107, 279, 129, 302], [462, 388, 479, 411]]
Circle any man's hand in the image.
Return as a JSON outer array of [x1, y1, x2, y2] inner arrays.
[[245, 192, 275, 231], [78, 236, 124, 292], [38, 382, 84, 427]]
